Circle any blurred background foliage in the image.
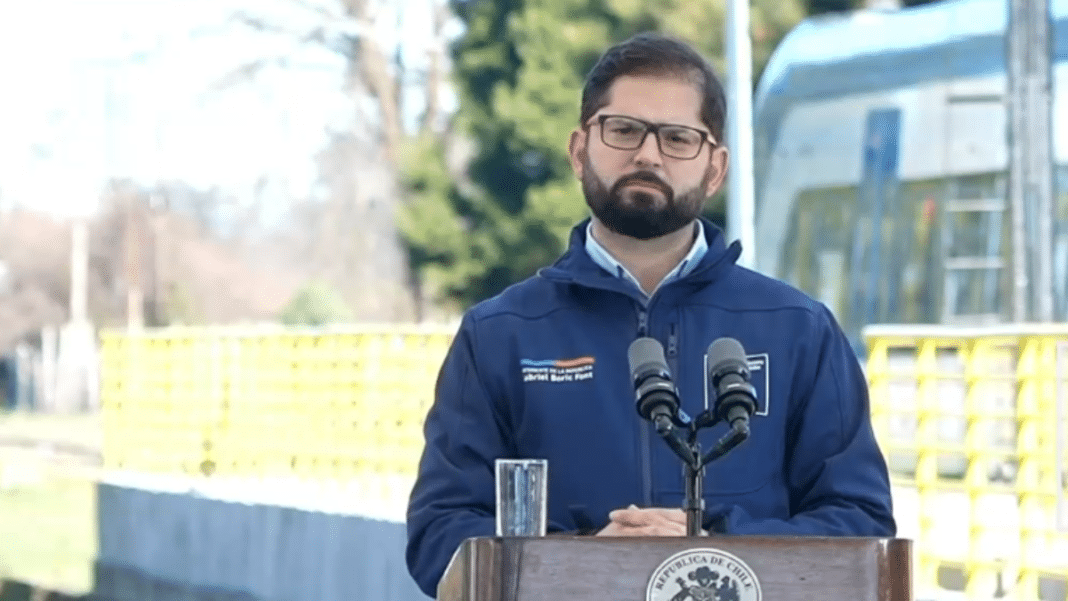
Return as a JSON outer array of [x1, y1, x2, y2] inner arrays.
[[397, 0, 939, 308]]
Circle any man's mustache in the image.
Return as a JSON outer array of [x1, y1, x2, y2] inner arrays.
[[611, 172, 672, 198]]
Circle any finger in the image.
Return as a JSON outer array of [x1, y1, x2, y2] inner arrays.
[[638, 523, 687, 537], [595, 522, 638, 537], [647, 516, 688, 534], [608, 509, 648, 527], [608, 504, 640, 515], [607, 521, 686, 537], [610, 507, 686, 524], [598, 524, 678, 537], [626, 510, 688, 530], [643, 508, 688, 523]]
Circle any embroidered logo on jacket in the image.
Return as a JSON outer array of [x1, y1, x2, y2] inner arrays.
[[521, 357, 595, 383]]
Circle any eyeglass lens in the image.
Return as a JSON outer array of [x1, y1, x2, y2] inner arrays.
[[601, 116, 704, 159]]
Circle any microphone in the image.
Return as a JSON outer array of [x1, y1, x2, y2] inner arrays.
[[628, 337, 696, 466], [627, 337, 681, 426], [707, 337, 757, 429]]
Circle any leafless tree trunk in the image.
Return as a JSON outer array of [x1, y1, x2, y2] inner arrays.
[[346, 0, 404, 162], [220, 0, 454, 322], [422, 0, 448, 134]]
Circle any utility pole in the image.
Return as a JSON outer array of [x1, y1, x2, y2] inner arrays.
[[1006, 0, 1054, 322], [726, 0, 756, 269]]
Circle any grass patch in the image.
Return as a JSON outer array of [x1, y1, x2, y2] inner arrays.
[[0, 412, 101, 451], [0, 474, 96, 595], [0, 411, 98, 596]]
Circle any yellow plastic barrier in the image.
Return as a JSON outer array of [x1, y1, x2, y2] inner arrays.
[[865, 325, 1068, 601], [99, 325, 454, 483], [99, 323, 1068, 600]]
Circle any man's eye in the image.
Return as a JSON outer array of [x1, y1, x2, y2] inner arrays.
[[665, 130, 698, 144]]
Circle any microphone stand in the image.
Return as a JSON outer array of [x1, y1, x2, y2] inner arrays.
[[684, 441, 704, 537], [655, 415, 750, 536]]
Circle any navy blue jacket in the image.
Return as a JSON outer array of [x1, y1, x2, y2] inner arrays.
[[406, 218, 895, 597]]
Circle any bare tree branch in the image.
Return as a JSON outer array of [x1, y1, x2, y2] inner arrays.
[[344, 0, 404, 162], [204, 55, 289, 94], [422, 0, 448, 133], [191, 0, 454, 321], [217, 1, 412, 164], [289, 0, 345, 21]]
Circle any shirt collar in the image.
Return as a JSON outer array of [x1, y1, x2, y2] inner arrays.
[[584, 220, 708, 297]]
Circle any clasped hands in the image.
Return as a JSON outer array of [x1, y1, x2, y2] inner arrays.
[[596, 504, 708, 536]]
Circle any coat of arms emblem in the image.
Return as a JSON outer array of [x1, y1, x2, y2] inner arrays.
[[646, 549, 761, 601]]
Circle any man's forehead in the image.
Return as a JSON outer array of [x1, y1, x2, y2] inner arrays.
[[598, 74, 705, 126]]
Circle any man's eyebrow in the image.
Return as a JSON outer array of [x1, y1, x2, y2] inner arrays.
[[606, 114, 709, 130]]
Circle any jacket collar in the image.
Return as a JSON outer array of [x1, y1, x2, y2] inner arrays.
[[539, 217, 742, 292]]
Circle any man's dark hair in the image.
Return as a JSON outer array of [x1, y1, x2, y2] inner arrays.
[[580, 32, 727, 144]]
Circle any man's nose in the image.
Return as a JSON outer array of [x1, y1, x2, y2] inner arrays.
[[632, 131, 663, 168]]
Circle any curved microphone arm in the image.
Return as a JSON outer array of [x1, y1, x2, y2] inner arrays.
[[700, 418, 750, 466]]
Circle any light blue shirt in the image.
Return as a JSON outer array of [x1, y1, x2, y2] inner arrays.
[[584, 219, 708, 299]]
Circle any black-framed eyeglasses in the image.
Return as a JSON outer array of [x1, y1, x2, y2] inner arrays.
[[587, 114, 716, 160]]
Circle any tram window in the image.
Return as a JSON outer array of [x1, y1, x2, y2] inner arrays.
[[940, 172, 1009, 322], [782, 186, 858, 321], [896, 179, 942, 324], [784, 180, 943, 334], [783, 171, 1029, 337]]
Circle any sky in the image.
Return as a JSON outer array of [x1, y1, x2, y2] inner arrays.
[[0, 0, 451, 219]]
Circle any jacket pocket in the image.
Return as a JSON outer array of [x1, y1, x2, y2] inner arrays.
[[652, 426, 781, 501]]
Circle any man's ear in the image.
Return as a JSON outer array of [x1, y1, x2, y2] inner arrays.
[[568, 128, 587, 179], [704, 146, 730, 198]]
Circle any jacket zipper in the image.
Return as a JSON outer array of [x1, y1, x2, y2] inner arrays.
[[665, 321, 683, 504], [666, 322, 679, 382], [635, 304, 653, 505], [637, 308, 679, 508]]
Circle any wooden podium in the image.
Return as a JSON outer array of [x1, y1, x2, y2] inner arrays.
[[438, 536, 912, 601]]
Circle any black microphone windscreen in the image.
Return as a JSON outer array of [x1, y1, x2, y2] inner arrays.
[[628, 337, 667, 378], [707, 337, 747, 372]]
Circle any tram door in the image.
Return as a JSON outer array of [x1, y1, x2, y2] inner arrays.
[[849, 108, 902, 328]]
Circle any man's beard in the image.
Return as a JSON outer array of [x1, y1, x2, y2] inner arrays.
[[581, 157, 711, 240]]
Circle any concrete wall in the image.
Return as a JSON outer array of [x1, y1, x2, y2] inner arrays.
[[94, 483, 431, 601]]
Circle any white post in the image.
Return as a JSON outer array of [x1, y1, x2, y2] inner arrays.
[[67, 219, 96, 411], [726, 0, 757, 269], [71, 220, 89, 324]]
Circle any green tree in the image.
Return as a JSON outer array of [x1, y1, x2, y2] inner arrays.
[[399, 0, 801, 309], [278, 280, 353, 326]]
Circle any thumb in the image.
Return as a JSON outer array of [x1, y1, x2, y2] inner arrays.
[[608, 504, 643, 523]]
